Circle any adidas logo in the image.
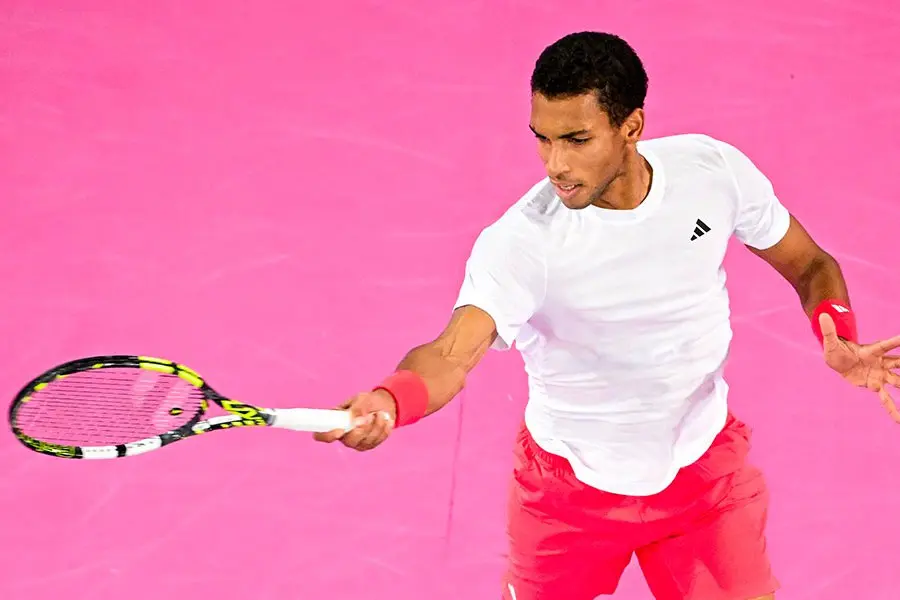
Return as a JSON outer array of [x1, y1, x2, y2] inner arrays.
[[690, 219, 711, 241]]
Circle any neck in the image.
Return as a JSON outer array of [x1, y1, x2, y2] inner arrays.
[[592, 148, 652, 211]]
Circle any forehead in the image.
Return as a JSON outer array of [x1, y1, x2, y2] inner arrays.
[[529, 92, 611, 134]]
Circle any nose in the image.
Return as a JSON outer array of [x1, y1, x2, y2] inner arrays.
[[544, 144, 569, 180]]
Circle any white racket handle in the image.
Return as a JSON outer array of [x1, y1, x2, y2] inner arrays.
[[269, 408, 354, 433]]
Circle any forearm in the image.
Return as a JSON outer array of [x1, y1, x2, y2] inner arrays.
[[792, 252, 850, 317], [374, 307, 496, 424], [789, 251, 859, 344], [749, 217, 859, 346], [395, 342, 474, 416]]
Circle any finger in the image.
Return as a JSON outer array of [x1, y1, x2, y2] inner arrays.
[[887, 370, 900, 388], [883, 355, 900, 369], [312, 398, 368, 443], [872, 334, 900, 356], [313, 427, 349, 443], [313, 416, 367, 442], [339, 415, 378, 449], [356, 411, 395, 450], [343, 408, 394, 450], [878, 386, 900, 424]]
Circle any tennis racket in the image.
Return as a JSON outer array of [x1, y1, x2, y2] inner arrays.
[[8, 354, 354, 460]]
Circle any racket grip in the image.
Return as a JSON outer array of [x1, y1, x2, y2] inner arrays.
[[270, 408, 353, 433]]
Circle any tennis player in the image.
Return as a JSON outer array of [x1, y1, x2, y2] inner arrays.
[[315, 32, 900, 599]]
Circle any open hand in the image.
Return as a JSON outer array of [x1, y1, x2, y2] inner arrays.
[[819, 312, 900, 422]]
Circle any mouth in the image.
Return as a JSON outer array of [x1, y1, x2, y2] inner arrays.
[[552, 181, 582, 200]]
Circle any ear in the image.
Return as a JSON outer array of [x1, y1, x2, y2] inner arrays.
[[621, 108, 644, 142]]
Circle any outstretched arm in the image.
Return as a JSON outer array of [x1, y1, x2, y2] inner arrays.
[[392, 304, 499, 418], [715, 138, 855, 344], [318, 209, 546, 451], [750, 215, 900, 421], [748, 215, 851, 321], [717, 138, 899, 419], [313, 305, 499, 450]]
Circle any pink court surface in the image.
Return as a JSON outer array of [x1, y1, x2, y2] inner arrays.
[[2, 2, 899, 599]]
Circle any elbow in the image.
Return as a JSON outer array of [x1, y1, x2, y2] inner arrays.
[[794, 249, 835, 287], [793, 250, 847, 313], [816, 248, 838, 266]]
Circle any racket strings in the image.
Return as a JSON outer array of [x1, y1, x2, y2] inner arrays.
[[13, 368, 205, 446]]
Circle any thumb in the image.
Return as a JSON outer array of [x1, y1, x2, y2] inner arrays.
[[818, 312, 842, 352], [337, 395, 380, 425], [348, 396, 379, 427]]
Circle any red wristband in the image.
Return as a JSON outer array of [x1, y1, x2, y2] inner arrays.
[[373, 370, 429, 427], [811, 298, 858, 346]]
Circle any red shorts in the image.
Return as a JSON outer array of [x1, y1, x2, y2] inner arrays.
[[503, 413, 778, 600]]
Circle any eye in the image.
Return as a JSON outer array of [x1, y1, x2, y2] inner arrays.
[[569, 138, 590, 145]]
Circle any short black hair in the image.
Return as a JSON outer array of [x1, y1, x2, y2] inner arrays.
[[530, 31, 648, 127]]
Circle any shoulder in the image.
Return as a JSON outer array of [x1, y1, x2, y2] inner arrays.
[[464, 178, 554, 267], [638, 133, 739, 173], [476, 177, 559, 242], [638, 134, 768, 200], [499, 177, 562, 228]]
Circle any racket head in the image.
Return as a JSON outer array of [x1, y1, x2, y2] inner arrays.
[[9, 355, 214, 459]]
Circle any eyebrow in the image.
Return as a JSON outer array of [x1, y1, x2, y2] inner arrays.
[[529, 125, 591, 139]]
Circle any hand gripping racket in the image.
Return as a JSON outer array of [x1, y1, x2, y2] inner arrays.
[[8, 355, 353, 460]]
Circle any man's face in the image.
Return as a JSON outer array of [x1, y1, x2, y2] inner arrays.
[[529, 92, 633, 209]]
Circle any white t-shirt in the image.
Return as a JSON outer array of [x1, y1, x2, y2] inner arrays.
[[453, 133, 791, 496]]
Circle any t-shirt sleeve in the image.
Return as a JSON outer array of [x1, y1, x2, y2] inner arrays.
[[716, 140, 791, 250], [453, 215, 546, 351]]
